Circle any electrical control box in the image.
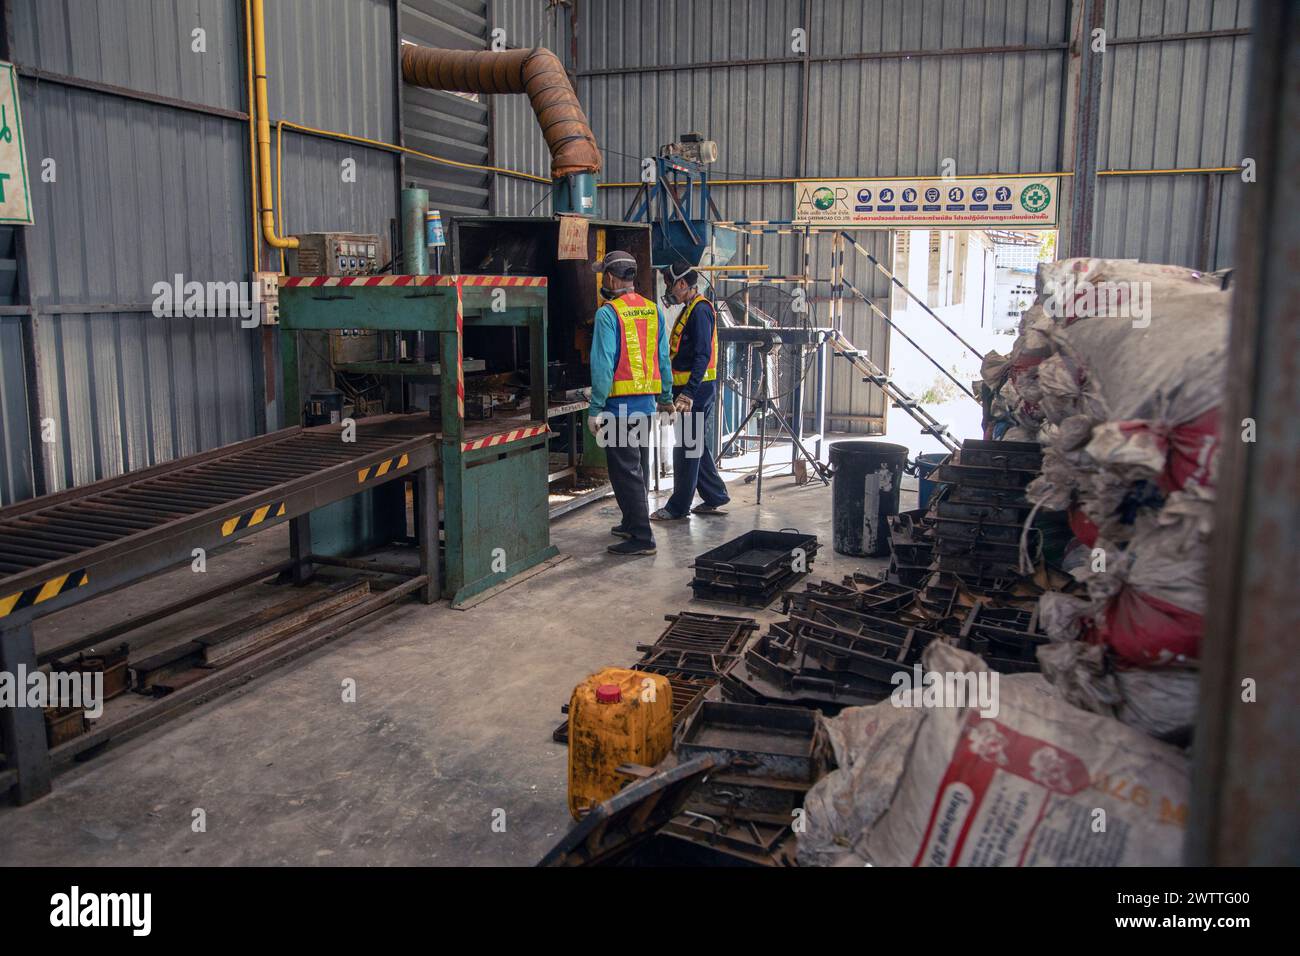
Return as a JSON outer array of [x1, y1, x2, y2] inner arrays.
[[286, 232, 384, 276]]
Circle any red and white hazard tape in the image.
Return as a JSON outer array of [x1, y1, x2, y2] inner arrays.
[[278, 274, 547, 288], [460, 423, 550, 452]]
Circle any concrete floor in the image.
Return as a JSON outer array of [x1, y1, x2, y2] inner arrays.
[[0, 445, 911, 866]]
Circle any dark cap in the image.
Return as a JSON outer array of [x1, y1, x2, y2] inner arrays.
[[661, 260, 696, 285], [592, 250, 638, 279]]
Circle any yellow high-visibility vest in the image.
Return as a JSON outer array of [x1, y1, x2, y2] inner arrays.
[[608, 293, 663, 397], [669, 294, 718, 386]]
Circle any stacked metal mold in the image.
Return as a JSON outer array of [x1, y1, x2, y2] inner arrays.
[[887, 510, 935, 586], [689, 529, 819, 608], [929, 439, 1046, 582], [720, 576, 941, 711], [955, 602, 1048, 674], [662, 696, 832, 866]]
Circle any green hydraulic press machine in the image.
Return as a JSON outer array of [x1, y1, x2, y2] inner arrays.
[[277, 270, 557, 607]]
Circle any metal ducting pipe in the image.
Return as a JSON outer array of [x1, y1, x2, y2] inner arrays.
[[400, 44, 602, 213]]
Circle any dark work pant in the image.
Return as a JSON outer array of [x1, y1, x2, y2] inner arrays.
[[606, 429, 653, 545], [666, 383, 730, 517]]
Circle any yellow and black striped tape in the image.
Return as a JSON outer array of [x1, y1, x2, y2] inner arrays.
[[221, 501, 286, 537], [357, 453, 409, 485], [0, 569, 90, 619]]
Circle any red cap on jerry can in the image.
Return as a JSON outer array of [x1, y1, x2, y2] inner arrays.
[[595, 684, 622, 703]]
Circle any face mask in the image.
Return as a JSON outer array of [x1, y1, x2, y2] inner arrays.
[[600, 285, 618, 301]]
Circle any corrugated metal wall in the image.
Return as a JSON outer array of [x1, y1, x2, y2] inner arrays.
[[0, 315, 32, 504], [6, 0, 260, 499], [554, 0, 1252, 430], [0, 0, 1255, 501], [805, 0, 1069, 177], [488, 0, 567, 216], [400, 0, 492, 216], [1095, 0, 1252, 269], [1, 0, 512, 506], [573, 0, 1070, 430], [269, 0, 400, 248]]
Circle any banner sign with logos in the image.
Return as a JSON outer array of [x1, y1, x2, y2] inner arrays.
[[793, 176, 1059, 229], [0, 61, 32, 225]]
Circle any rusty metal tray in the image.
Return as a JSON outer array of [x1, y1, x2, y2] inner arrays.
[[677, 699, 830, 784]]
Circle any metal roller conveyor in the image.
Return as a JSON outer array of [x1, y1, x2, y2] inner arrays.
[[0, 416, 442, 805], [0, 415, 440, 630]]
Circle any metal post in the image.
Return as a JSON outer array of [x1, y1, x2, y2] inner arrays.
[[814, 336, 827, 461], [0, 623, 53, 804], [789, 344, 804, 476], [400, 188, 430, 276], [566, 410, 577, 476], [417, 463, 440, 604], [1062, 0, 1105, 258], [756, 381, 766, 505], [1188, 0, 1300, 865], [289, 514, 313, 585]]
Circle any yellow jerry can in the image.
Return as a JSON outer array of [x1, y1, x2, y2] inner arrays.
[[566, 667, 673, 820]]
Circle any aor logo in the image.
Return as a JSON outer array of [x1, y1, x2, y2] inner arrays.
[[50, 886, 151, 936]]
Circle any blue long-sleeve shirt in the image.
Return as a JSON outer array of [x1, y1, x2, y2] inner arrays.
[[589, 297, 673, 417], [669, 297, 716, 400]]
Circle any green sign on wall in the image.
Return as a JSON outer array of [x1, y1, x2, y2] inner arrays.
[[0, 60, 32, 225]]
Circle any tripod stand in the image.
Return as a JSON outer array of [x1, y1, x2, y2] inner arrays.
[[716, 341, 830, 504]]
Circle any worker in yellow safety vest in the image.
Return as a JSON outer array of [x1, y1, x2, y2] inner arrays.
[[588, 250, 673, 555], [650, 261, 731, 521]]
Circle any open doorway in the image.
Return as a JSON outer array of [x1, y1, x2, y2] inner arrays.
[[883, 227, 1056, 455]]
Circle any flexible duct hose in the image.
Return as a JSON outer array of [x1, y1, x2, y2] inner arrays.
[[400, 45, 601, 179]]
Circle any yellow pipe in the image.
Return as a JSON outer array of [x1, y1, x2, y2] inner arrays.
[[598, 166, 1243, 188], [251, 0, 297, 251], [275, 118, 552, 184], [243, 0, 261, 268], [1098, 165, 1242, 175]]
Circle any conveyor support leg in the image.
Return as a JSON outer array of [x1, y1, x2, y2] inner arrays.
[[289, 514, 313, 585], [0, 623, 52, 804], [417, 465, 440, 604]]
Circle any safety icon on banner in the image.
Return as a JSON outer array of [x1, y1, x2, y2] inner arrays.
[[1020, 183, 1051, 212]]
